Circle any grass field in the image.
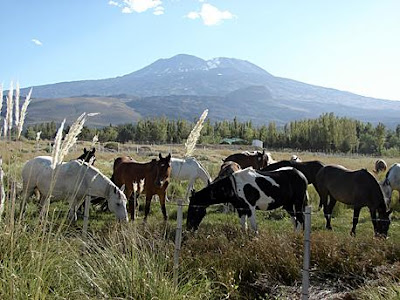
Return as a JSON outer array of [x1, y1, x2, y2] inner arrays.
[[0, 140, 399, 299]]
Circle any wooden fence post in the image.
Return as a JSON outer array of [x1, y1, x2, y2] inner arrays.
[[173, 199, 183, 286], [83, 195, 90, 239], [302, 206, 312, 300]]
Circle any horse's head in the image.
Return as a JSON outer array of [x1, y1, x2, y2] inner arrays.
[[187, 189, 206, 232], [78, 147, 96, 165], [107, 184, 128, 222], [187, 176, 235, 231], [154, 153, 171, 187], [376, 207, 392, 238]]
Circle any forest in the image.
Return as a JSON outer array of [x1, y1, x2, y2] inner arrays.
[[24, 112, 400, 155]]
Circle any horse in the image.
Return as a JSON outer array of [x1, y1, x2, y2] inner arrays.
[[111, 153, 171, 221], [76, 147, 96, 165], [290, 155, 301, 162], [374, 159, 387, 174], [215, 161, 242, 213], [315, 165, 392, 237], [187, 167, 308, 233], [381, 163, 400, 206], [170, 157, 211, 201], [216, 161, 242, 180], [261, 160, 325, 206], [21, 156, 128, 221], [223, 150, 274, 170]]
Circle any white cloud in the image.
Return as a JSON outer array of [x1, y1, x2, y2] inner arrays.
[[153, 6, 164, 15], [108, 0, 120, 6], [186, 3, 234, 26], [31, 39, 43, 46], [113, 0, 163, 14]]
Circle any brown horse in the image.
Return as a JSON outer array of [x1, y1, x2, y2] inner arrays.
[[316, 165, 392, 237], [216, 161, 242, 180], [112, 153, 171, 221], [223, 150, 272, 170]]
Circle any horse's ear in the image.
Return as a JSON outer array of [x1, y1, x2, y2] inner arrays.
[[159, 153, 162, 159], [167, 153, 171, 160], [262, 149, 265, 155], [120, 184, 126, 192], [84, 147, 87, 153], [191, 189, 196, 197], [92, 147, 96, 153]]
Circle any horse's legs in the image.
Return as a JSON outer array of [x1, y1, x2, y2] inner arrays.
[[323, 195, 336, 230], [239, 213, 248, 231], [351, 206, 361, 236], [158, 192, 168, 221], [369, 208, 378, 235], [185, 178, 195, 202], [144, 194, 152, 221], [248, 208, 258, 234]]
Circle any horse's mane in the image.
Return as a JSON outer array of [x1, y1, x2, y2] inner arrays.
[[74, 160, 115, 186]]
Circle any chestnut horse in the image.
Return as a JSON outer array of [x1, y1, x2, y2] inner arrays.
[[111, 153, 171, 221]]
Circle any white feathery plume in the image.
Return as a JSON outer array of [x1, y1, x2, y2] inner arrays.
[[51, 119, 65, 169], [14, 82, 20, 128], [59, 113, 88, 163], [0, 157, 5, 220], [36, 131, 42, 142], [6, 81, 14, 134], [0, 83, 3, 120], [17, 88, 33, 139], [90, 134, 99, 149], [184, 109, 208, 157]]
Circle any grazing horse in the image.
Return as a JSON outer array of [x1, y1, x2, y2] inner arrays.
[[21, 156, 128, 221], [216, 161, 242, 180], [316, 165, 392, 237], [374, 159, 387, 174], [223, 150, 273, 170], [112, 153, 171, 221], [262, 160, 324, 206], [215, 161, 242, 213], [381, 163, 400, 206], [76, 147, 96, 165], [187, 167, 308, 233], [170, 157, 211, 201]]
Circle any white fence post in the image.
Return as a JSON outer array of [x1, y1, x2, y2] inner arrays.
[[302, 206, 312, 300], [83, 195, 90, 239], [173, 199, 183, 286]]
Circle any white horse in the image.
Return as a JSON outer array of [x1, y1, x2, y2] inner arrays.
[[170, 157, 211, 201], [22, 156, 128, 221], [381, 163, 400, 207]]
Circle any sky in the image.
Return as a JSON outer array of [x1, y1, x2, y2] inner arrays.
[[1, 0, 400, 100]]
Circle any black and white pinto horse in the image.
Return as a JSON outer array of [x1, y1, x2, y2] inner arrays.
[[187, 167, 308, 233]]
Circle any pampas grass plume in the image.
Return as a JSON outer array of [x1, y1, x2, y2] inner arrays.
[[51, 119, 65, 169], [14, 81, 20, 127], [5, 81, 14, 134], [0, 157, 5, 220], [0, 83, 3, 119], [17, 88, 33, 139], [184, 109, 208, 157], [59, 113, 87, 163]]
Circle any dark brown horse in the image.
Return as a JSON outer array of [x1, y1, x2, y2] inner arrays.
[[223, 150, 272, 170], [111, 153, 171, 221], [76, 147, 96, 164], [316, 165, 392, 237]]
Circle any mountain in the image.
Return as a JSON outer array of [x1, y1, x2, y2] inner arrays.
[[18, 54, 400, 127]]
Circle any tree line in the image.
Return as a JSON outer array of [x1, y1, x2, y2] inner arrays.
[[24, 113, 400, 155]]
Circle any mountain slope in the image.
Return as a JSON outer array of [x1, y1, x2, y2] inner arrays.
[[16, 54, 400, 127]]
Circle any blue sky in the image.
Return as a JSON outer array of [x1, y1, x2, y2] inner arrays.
[[1, 0, 400, 100]]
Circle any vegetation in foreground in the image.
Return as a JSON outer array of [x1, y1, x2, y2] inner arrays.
[[0, 141, 399, 299]]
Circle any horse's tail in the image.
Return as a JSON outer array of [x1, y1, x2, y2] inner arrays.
[[197, 161, 212, 185]]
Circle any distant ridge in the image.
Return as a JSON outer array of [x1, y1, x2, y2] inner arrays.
[[16, 54, 400, 127]]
